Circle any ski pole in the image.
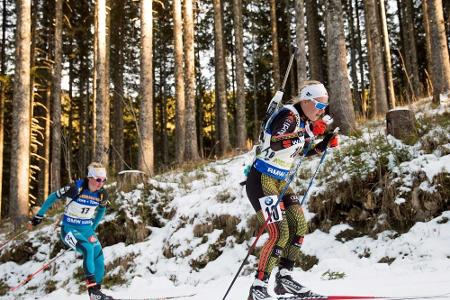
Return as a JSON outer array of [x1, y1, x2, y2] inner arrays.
[[299, 128, 339, 206], [222, 142, 312, 300], [0, 229, 28, 251], [259, 46, 299, 142], [9, 248, 69, 292], [299, 148, 328, 206], [280, 45, 298, 92]]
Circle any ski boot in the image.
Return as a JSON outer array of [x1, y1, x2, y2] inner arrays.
[[248, 277, 275, 300], [86, 278, 114, 300], [274, 268, 326, 299]]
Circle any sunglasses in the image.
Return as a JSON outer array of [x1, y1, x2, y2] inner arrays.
[[310, 98, 328, 110], [90, 177, 107, 183]]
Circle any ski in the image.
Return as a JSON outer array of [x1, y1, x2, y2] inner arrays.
[[114, 293, 196, 300], [277, 293, 450, 300]]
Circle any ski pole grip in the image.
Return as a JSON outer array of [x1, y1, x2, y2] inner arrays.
[[291, 45, 299, 56], [322, 115, 333, 125]]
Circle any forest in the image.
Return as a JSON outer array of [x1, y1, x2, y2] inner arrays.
[[0, 0, 449, 225]]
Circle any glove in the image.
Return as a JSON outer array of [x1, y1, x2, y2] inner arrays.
[[311, 120, 327, 136], [29, 215, 44, 227], [323, 132, 339, 148], [329, 135, 339, 148]]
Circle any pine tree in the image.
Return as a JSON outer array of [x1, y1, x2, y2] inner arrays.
[[364, 0, 388, 116], [94, 0, 110, 166], [305, 0, 325, 82], [173, 0, 185, 164], [10, 0, 31, 225], [138, 0, 154, 175], [213, 0, 230, 155], [111, 0, 125, 173], [51, 0, 62, 190], [326, 0, 357, 134], [184, 0, 200, 161], [233, 0, 246, 150], [269, 0, 280, 90], [379, 0, 396, 109], [295, 0, 307, 89], [424, 0, 450, 102]]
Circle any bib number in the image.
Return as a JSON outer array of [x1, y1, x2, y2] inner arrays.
[[259, 195, 283, 224], [64, 231, 78, 250]]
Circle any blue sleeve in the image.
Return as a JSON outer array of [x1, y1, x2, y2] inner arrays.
[[36, 192, 60, 217], [92, 206, 106, 230]]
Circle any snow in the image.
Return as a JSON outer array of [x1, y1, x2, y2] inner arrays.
[[1, 101, 450, 300]]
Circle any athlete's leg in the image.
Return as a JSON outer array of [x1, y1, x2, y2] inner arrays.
[[280, 193, 308, 267], [60, 226, 96, 279], [93, 240, 105, 284]]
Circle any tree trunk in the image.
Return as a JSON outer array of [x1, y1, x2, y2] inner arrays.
[[269, 0, 281, 90], [0, 0, 4, 219], [43, 88, 50, 199], [117, 170, 146, 193], [251, 29, 259, 144], [379, 0, 396, 109], [77, 0, 91, 174], [364, 0, 388, 117], [11, 0, 31, 225], [402, 0, 422, 98], [386, 109, 417, 142], [138, 0, 154, 175], [355, 0, 367, 117], [80, 57, 90, 173], [0, 78, 3, 221], [184, 0, 199, 161], [94, 0, 110, 166], [295, 0, 307, 90], [425, 0, 450, 103], [233, 0, 246, 150], [305, 0, 325, 82], [173, 0, 185, 163], [51, 0, 62, 191], [423, 0, 433, 98], [67, 43, 74, 180], [92, 1, 98, 161], [398, 0, 411, 101], [160, 46, 169, 164], [326, 0, 357, 135], [194, 14, 204, 158], [1, 0, 6, 73], [346, 0, 362, 116], [111, 0, 125, 173], [213, 0, 230, 155], [285, 0, 296, 96]]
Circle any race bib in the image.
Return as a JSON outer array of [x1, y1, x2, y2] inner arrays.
[[64, 231, 78, 250], [65, 200, 97, 219], [259, 195, 283, 224]]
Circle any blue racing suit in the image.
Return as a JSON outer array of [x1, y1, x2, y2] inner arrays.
[[36, 179, 109, 284]]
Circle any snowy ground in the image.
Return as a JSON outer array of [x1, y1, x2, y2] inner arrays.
[[1, 99, 450, 300], [22, 213, 450, 300]]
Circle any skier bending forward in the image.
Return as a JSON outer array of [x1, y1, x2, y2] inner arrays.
[[246, 81, 338, 300], [30, 162, 113, 300]]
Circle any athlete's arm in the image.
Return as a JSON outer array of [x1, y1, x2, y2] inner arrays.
[[92, 190, 109, 230], [269, 110, 302, 151], [36, 184, 77, 217]]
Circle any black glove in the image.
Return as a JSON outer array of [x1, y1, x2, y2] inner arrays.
[[29, 215, 44, 226], [322, 132, 335, 145]]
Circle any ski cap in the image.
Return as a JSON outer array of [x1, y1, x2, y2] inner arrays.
[[87, 162, 107, 179], [298, 82, 328, 101]]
